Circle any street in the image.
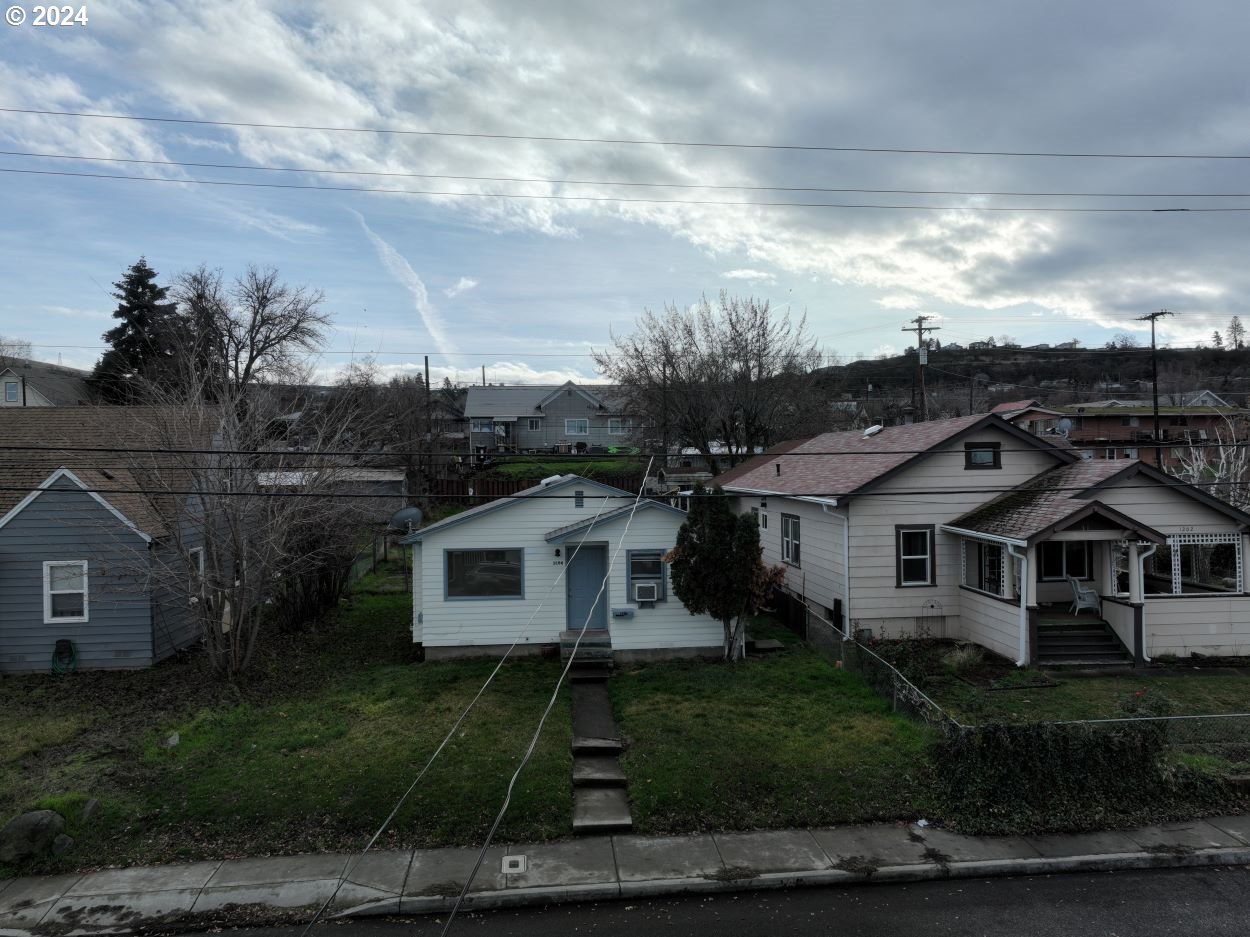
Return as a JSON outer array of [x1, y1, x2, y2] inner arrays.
[[200, 866, 1250, 937]]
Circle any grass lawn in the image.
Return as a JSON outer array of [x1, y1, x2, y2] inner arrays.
[[489, 458, 642, 480], [0, 563, 571, 875], [612, 620, 936, 834]]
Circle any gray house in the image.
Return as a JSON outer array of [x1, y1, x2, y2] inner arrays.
[[0, 358, 93, 408], [464, 381, 634, 453], [0, 408, 205, 674]]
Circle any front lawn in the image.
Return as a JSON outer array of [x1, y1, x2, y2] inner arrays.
[[612, 620, 935, 833], [0, 564, 570, 875]]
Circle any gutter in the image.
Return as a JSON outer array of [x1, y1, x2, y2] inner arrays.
[[1136, 542, 1158, 663], [940, 525, 1028, 549], [820, 504, 852, 639]]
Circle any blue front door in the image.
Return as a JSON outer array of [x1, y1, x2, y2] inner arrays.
[[566, 545, 608, 631]]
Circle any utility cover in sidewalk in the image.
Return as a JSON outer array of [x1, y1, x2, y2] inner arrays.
[[502, 855, 528, 874]]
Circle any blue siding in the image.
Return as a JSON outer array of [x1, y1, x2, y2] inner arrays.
[[0, 482, 154, 673]]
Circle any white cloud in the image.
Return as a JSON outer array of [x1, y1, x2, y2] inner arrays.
[[443, 276, 479, 298], [875, 294, 923, 310], [42, 305, 109, 320], [722, 268, 775, 282], [351, 211, 458, 359]]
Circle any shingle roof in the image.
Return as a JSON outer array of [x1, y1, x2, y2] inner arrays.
[[544, 499, 686, 542], [949, 459, 1134, 541], [0, 407, 217, 537], [715, 414, 1066, 499], [0, 358, 93, 406], [990, 399, 1040, 415], [463, 382, 623, 416]]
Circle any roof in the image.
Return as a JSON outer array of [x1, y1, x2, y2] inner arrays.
[[990, 399, 1040, 415], [545, 499, 687, 542], [463, 381, 624, 417], [0, 406, 217, 538], [399, 474, 635, 543], [0, 358, 93, 406], [715, 414, 1074, 500], [948, 460, 1159, 543], [1065, 404, 1241, 416]]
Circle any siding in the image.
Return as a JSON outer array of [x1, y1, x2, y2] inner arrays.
[[1144, 596, 1250, 657], [956, 588, 1021, 662], [0, 482, 153, 673], [470, 389, 631, 451], [848, 428, 1060, 630], [1087, 477, 1243, 534], [413, 494, 720, 650], [751, 496, 844, 619], [1103, 598, 1137, 655]]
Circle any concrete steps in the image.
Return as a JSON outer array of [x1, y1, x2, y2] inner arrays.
[[572, 787, 633, 834], [1037, 618, 1134, 669], [569, 661, 632, 835]]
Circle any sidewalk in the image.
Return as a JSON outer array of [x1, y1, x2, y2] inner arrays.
[[3, 816, 1250, 935]]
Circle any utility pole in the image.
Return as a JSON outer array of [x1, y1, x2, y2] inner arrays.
[[901, 315, 940, 422], [1137, 309, 1173, 468], [424, 354, 432, 504]]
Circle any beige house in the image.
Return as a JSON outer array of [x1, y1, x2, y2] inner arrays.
[[718, 414, 1250, 667]]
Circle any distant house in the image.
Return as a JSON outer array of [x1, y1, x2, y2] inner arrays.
[[0, 358, 93, 407], [0, 408, 209, 673], [1058, 395, 1247, 469], [989, 399, 1067, 434], [718, 414, 1250, 667], [463, 381, 634, 453], [400, 474, 723, 661]]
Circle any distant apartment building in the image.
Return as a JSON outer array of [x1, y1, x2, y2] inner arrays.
[[1059, 394, 1245, 469]]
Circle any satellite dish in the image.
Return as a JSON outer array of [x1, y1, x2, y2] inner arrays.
[[389, 506, 424, 532], [1057, 417, 1073, 437], [863, 425, 884, 438]]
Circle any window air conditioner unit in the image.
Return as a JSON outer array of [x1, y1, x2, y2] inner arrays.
[[633, 581, 659, 603]]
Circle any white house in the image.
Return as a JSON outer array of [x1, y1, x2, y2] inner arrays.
[[399, 475, 723, 661], [717, 414, 1250, 667]]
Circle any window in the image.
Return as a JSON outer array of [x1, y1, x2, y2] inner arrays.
[[896, 526, 935, 586], [188, 547, 205, 580], [528, 418, 541, 431], [1124, 447, 1139, 460], [1120, 416, 1140, 427], [1040, 541, 1091, 581], [1146, 535, 1240, 595], [574, 489, 585, 508], [565, 418, 589, 435], [470, 419, 493, 433], [3, 381, 16, 403], [43, 561, 88, 622], [609, 418, 632, 435], [627, 550, 667, 602], [446, 549, 524, 599], [963, 441, 1001, 469], [781, 514, 801, 567], [962, 540, 1003, 595]]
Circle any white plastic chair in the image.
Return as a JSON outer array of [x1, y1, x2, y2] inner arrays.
[[1068, 576, 1100, 615]]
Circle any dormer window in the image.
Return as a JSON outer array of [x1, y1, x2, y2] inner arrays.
[[964, 441, 1001, 470]]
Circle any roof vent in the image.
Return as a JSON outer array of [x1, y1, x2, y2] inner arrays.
[[539, 474, 563, 487], [863, 425, 884, 438], [774, 463, 781, 476]]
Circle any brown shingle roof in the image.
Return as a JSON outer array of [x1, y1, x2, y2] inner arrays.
[[0, 407, 217, 537], [715, 414, 1057, 498], [949, 459, 1130, 541]]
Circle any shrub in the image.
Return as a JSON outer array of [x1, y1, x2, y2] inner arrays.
[[942, 644, 984, 675]]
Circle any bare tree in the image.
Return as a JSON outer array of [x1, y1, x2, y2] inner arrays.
[[0, 334, 32, 370], [594, 293, 827, 474], [1171, 413, 1250, 510]]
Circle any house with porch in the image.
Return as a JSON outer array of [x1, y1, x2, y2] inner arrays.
[[463, 381, 634, 454], [716, 413, 1250, 668], [399, 474, 723, 660]]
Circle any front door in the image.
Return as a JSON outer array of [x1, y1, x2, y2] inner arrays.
[[566, 545, 608, 631]]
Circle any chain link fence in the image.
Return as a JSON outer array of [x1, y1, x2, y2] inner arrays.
[[1050, 713, 1250, 764]]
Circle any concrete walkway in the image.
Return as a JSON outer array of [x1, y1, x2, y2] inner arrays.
[[3, 816, 1250, 935]]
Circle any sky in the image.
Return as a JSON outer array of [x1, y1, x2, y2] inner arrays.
[[2, 1, 1250, 385]]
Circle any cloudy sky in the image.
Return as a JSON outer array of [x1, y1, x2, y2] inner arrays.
[[2, 0, 1249, 384]]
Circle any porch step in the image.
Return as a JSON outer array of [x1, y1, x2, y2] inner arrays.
[[572, 786, 633, 834], [573, 754, 628, 787], [560, 629, 613, 663], [1037, 618, 1134, 668]]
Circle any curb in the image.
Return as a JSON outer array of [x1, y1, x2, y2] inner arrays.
[[334, 846, 1250, 917]]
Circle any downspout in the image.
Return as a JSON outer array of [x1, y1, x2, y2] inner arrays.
[[1136, 542, 1158, 663], [822, 504, 852, 639], [1007, 544, 1028, 667]]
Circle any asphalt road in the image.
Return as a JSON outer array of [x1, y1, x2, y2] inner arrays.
[[198, 866, 1250, 937]]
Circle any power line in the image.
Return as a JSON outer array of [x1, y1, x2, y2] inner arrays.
[[8, 148, 1250, 199], [7, 106, 1250, 161], [4, 166, 1249, 213]]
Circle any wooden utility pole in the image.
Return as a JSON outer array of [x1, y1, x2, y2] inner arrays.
[[1137, 309, 1173, 467], [901, 315, 940, 422]]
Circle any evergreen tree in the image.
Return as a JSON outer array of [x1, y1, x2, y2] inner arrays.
[[666, 484, 784, 660], [92, 257, 184, 402], [1212, 330, 1225, 350]]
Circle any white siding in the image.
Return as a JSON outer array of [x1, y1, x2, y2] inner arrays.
[[412, 490, 720, 650], [412, 543, 423, 642], [848, 428, 1059, 632], [956, 588, 1021, 662], [1091, 477, 1243, 534], [1103, 598, 1136, 653], [753, 496, 844, 617], [1145, 596, 1250, 657]]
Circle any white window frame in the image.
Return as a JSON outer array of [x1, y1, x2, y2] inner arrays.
[[1039, 541, 1092, 582], [188, 546, 205, 579], [527, 417, 542, 431], [781, 513, 801, 567], [609, 417, 632, 435], [897, 527, 935, 587], [1147, 533, 1243, 596], [961, 539, 1004, 596], [43, 560, 89, 623], [3, 381, 17, 403], [565, 418, 589, 436], [470, 419, 493, 433]]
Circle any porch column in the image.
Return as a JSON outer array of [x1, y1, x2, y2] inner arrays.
[[1024, 544, 1038, 606], [1127, 542, 1142, 603]]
